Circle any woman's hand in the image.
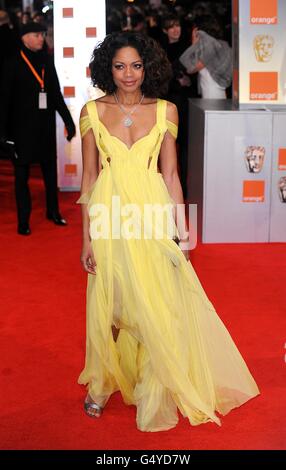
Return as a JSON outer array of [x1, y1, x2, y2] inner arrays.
[[81, 241, 97, 275]]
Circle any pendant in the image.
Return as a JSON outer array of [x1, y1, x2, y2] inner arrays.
[[124, 116, 133, 127]]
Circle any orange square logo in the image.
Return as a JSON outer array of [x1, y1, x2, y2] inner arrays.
[[63, 47, 74, 58], [63, 86, 75, 98], [63, 8, 73, 18], [243, 181, 265, 202], [65, 164, 77, 176], [250, 0, 277, 24], [250, 72, 278, 101], [86, 66, 91, 78], [86, 27, 97, 38], [278, 149, 286, 170]]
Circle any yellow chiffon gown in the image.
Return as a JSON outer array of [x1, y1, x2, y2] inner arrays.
[[77, 98, 259, 432]]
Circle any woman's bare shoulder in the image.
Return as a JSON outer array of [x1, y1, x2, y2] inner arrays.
[[165, 100, 179, 125], [80, 104, 88, 118], [79, 97, 110, 120]]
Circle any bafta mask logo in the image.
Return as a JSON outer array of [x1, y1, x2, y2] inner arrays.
[[253, 35, 274, 62], [278, 176, 286, 203], [245, 146, 265, 173]]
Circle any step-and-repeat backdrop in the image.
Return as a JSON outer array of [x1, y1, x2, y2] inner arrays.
[[217, 0, 286, 243], [234, 0, 286, 109], [53, 0, 106, 190]]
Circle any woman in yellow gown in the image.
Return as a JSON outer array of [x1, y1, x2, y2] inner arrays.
[[77, 32, 259, 432]]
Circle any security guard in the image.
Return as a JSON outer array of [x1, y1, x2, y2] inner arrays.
[[0, 22, 76, 235]]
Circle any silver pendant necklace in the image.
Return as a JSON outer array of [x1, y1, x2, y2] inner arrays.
[[113, 92, 145, 127]]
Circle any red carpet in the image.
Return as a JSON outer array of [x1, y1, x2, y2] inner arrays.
[[0, 160, 285, 450]]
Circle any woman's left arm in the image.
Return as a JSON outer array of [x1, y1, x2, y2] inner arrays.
[[159, 102, 189, 256]]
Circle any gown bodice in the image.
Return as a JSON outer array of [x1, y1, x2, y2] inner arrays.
[[79, 98, 178, 173]]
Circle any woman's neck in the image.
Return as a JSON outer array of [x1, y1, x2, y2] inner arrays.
[[114, 89, 143, 105]]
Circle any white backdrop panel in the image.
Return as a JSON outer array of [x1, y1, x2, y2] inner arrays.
[[270, 112, 286, 241], [204, 111, 272, 242], [53, 0, 106, 190]]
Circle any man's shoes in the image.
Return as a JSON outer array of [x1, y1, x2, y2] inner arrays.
[[46, 212, 67, 226], [18, 223, 31, 235]]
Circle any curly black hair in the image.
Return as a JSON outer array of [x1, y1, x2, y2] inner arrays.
[[89, 31, 172, 97]]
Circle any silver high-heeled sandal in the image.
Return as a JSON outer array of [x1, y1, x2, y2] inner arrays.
[[84, 396, 103, 418]]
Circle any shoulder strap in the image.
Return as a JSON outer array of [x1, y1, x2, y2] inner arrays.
[[166, 119, 178, 140], [156, 98, 168, 132], [156, 99, 178, 139], [79, 115, 91, 138], [86, 100, 100, 143]]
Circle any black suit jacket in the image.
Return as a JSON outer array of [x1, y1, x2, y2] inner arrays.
[[0, 45, 75, 164]]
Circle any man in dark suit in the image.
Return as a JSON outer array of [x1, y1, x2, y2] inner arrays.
[[0, 22, 76, 235]]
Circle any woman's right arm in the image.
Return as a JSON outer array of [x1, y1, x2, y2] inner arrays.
[[79, 105, 99, 275]]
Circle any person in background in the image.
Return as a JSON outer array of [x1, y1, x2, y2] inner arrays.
[[160, 14, 194, 199], [179, 14, 232, 99], [106, 8, 122, 34], [0, 10, 19, 75], [0, 10, 19, 160], [160, 14, 189, 62], [31, 11, 45, 25], [0, 22, 76, 235], [45, 23, 54, 56], [145, 10, 161, 41], [121, 13, 147, 34], [20, 11, 31, 25]]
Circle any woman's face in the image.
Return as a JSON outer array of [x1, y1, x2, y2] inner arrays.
[[112, 47, 145, 93], [165, 22, 181, 43]]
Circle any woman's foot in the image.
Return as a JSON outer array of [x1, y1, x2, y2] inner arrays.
[[84, 394, 103, 418]]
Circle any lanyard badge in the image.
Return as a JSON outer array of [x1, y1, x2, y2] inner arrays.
[[20, 50, 47, 109], [38, 91, 47, 109]]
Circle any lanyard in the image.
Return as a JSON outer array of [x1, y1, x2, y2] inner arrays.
[[20, 50, 45, 91]]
